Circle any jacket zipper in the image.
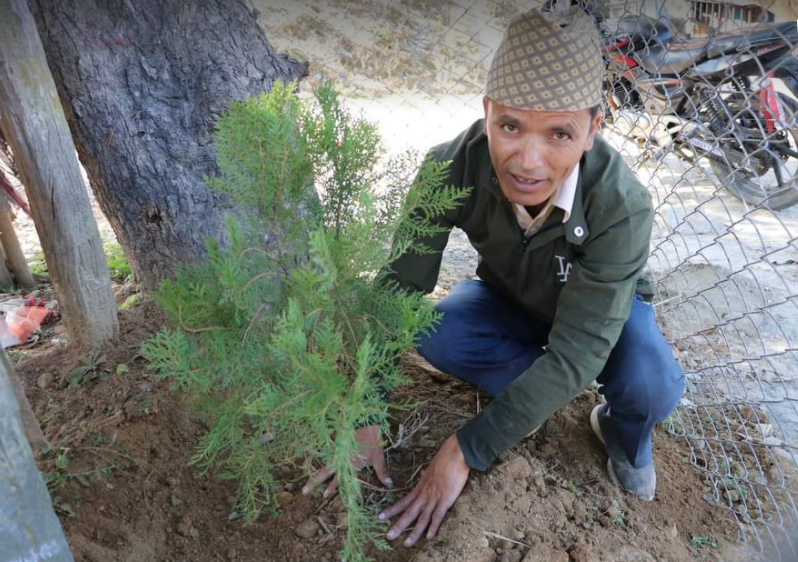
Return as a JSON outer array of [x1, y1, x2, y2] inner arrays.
[[520, 235, 531, 254]]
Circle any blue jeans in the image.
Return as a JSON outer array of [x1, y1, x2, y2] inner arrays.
[[416, 279, 684, 469]]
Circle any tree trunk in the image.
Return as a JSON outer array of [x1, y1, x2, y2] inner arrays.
[[0, 0, 119, 350], [0, 203, 36, 289], [0, 240, 15, 290], [30, 0, 308, 291], [0, 348, 73, 562]]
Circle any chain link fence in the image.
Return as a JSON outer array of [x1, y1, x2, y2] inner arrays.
[[254, 0, 798, 559]]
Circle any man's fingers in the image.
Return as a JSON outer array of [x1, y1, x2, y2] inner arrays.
[[370, 450, 394, 489], [379, 488, 417, 520], [426, 503, 451, 539], [404, 504, 435, 547], [302, 466, 334, 495], [323, 475, 339, 499], [386, 499, 424, 541]]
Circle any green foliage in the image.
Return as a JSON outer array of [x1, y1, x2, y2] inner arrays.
[[143, 81, 469, 561], [104, 241, 132, 281], [689, 534, 721, 560], [689, 535, 720, 549], [66, 351, 110, 388], [28, 249, 47, 277], [119, 294, 137, 310], [609, 498, 626, 528], [43, 447, 117, 498], [28, 241, 131, 282]]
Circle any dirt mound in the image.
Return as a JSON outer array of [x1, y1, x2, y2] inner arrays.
[[12, 298, 740, 562]]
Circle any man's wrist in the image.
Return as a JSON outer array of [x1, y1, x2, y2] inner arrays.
[[455, 428, 490, 472]]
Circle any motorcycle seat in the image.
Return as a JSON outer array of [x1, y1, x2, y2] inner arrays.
[[638, 42, 708, 75], [706, 21, 798, 58]]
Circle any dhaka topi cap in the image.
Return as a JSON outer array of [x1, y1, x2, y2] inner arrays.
[[486, 7, 604, 111]]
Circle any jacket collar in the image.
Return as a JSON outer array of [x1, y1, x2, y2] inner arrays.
[[513, 163, 579, 232]]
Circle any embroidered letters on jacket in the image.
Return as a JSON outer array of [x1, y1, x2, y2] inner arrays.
[[555, 255, 572, 283]]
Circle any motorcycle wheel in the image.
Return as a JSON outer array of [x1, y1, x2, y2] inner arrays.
[[709, 93, 798, 210]]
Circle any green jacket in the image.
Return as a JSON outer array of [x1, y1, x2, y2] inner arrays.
[[388, 119, 654, 471]]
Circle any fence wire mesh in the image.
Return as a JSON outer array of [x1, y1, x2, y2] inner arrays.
[[253, 0, 798, 559]]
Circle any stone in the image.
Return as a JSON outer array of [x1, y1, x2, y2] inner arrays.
[[476, 535, 490, 548], [667, 524, 679, 540], [37, 371, 54, 389], [568, 543, 596, 562], [276, 491, 293, 506], [558, 491, 575, 518], [170, 494, 184, 507], [724, 489, 741, 504], [537, 443, 557, 459], [499, 456, 533, 480], [226, 548, 238, 560], [176, 513, 193, 537], [616, 548, 656, 562], [522, 546, 569, 562], [290, 542, 306, 558], [499, 550, 523, 562], [452, 495, 472, 518], [572, 500, 588, 521], [531, 475, 547, 496], [471, 547, 496, 562], [295, 519, 321, 539]]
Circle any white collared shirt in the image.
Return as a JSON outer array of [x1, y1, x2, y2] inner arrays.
[[513, 164, 579, 237]]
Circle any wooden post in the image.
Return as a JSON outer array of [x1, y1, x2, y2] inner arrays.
[[0, 0, 118, 349], [0, 348, 74, 562], [0, 202, 35, 288]]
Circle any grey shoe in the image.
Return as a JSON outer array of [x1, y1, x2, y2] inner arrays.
[[590, 404, 656, 501]]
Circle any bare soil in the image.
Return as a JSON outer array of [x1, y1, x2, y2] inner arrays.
[[13, 296, 742, 562]]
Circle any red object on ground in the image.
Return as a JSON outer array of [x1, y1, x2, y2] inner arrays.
[[7, 305, 50, 343]]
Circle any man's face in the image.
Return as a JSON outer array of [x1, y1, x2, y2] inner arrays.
[[483, 97, 601, 207]]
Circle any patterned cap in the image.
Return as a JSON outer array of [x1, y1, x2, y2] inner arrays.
[[486, 8, 604, 111]]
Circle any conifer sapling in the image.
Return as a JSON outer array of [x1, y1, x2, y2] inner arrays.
[[143, 81, 470, 561]]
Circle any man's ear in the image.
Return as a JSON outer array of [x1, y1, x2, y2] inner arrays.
[[584, 112, 602, 152], [482, 96, 491, 133]]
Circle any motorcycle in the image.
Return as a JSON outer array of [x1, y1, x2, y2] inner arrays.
[[601, 15, 798, 210]]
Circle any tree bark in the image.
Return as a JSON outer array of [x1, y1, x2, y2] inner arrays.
[[0, 203, 35, 289], [30, 0, 308, 291], [0, 348, 73, 562], [4, 351, 49, 451], [0, 241, 15, 290], [0, 0, 118, 349]]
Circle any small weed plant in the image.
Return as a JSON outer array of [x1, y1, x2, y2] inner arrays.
[[65, 351, 109, 389], [689, 534, 721, 560], [143, 82, 468, 561]]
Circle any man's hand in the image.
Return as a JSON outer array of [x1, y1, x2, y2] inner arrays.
[[301, 425, 393, 499], [378, 434, 469, 547]]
